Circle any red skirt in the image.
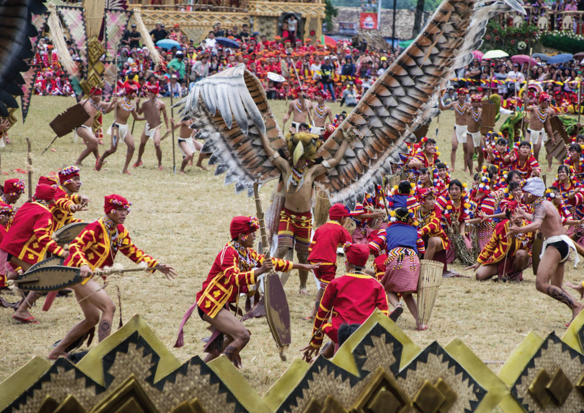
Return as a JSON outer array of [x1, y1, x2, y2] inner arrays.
[[381, 248, 420, 293]]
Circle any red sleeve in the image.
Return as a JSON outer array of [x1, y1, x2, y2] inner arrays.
[[375, 283, 389, 316], [310, 282, 335, 348], [66, 226, 97, 268], [416, 230, 426, 254], [480, 196, 496, 216], [33, 211, 65, 257], [119, 227, 159, 269]]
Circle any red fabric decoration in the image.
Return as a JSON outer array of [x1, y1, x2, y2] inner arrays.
[[38, 175, 58, 187], [3, 179, 25, 195], [229, 216, 260, 239], [345, 243, 370, 267], [329, 203, 351, 220], [34, 184, 57, 201], [104, 194, 131, 215]]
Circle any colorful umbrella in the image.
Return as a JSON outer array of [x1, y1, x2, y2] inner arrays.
[[323, 35, 337, 47], [511, 55, 539, 66], [547, 53, 573, 65], [215, 37, 240, 49], [532, 53, 550, 62], [472, 50, 483, 61], [573, 52, 584, 61], [483, 50, 509, 59], [156, 39, 181, 50]]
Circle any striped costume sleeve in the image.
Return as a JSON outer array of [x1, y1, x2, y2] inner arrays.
[[477, 225, 502, 264], [416, 230, 426, 255], [480, 195, 496, 216], [420, 208, 441, 237], [252, 249, 294, 273], [67, 229, 97, 268], [33, 214, 65, 257], [310, 282, 335, 348], [118, 228, 160, 270], [529, 156, 540, 172], [55, 196, 76, 213]]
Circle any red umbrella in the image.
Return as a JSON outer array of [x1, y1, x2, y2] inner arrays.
[[472, 50, 483, 61], [511, 55, 539, 66], [323, 35, 337, 48]]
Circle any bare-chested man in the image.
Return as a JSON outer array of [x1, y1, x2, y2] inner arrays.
[[509, 177, 584, 321], [283, 88, 312, 134], [311, 91, 333, 136], [170, 117, 207, 173], [466, 94, 484, 173], [439, 88, 469, 173], [526, 92, 556, 171], [74, 88, 114, 168], [259, 129, 352, 293], [134, 85, 170, 170], [96, 82, 144, 175]]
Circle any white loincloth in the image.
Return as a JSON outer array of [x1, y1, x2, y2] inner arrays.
[[528, 128, 547, 145], [73, 124, 92, 143], [455, 124, 468, 143], [469, 131, 481, 147], [540, 235, 579, 268], [177, 137, 196, 157], [106, 123, 129, 146], [145, 122, 162, 139]]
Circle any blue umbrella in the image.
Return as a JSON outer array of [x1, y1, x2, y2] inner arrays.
[[547, 53, 574, 65], [532, 53, 550, 62], [156, 39, 181, 50], [215, 37, 240, 49]]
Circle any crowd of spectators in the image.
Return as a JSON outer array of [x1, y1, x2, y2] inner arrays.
[[30, 18, 583, 114]]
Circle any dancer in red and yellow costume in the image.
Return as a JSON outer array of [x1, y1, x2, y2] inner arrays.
[[467, 170, 497, 250], [1, 178, 25, 211], [414, 188, 449, 261], [49, 194, 176, 360], [0, 202, 14, 290], [51, 166, 89, 232], [1, 184, 67, 323], [466, 213, 533, 282], [175, 216, 317, 364], [301, 243, 388, 362], [407, 137, 440, 170], [307, 204, 353, 318], [509, 141, 540, 179], [563, 143, 584, 176]]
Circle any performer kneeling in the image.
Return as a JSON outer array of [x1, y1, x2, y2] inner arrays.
[[175, 216, 317, 364], [302, 243, 389, 362], [48, 194, 176, 360], [465, 213, 533, 282]]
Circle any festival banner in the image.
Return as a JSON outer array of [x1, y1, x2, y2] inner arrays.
[[104, 9, 133, 62], [21, 13, 48, 123], [360, 13, 378, 30]]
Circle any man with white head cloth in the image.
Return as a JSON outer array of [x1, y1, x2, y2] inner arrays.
[[509, 177, 584, 321]]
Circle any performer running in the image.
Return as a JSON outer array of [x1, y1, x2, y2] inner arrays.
[[301, 243, 389, 362], [1, 184, 68, 323], [134, 85, 170, 170], [51, 166, 89, 232], [307, 204, 352, 319], [465, 213, 533, 281], [259, 129, 351, 293], [283, 88, 311, 133], [170, 117, 206, 173], [509, 177, 584, 321], [439, 88, 469, 172], [526, 93, 555, 169], [311, 92, 333, 135], [48, 194, 176, 360], [96, 82, 144, 174], [74, 88, 112, 168], [174, 216, 317, 364], [467, 94, 483, 173]]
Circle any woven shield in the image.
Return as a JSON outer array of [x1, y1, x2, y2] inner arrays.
[[264, 272, 291, 360], [15, 266, 82, 292], [27, 256, 64, 272], [52, 222, 88, 245], [49, 104, 91, 137]]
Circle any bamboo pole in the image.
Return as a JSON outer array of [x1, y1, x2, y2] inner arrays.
[[26, 138, 32, 199], [170, 93, 177, 174]]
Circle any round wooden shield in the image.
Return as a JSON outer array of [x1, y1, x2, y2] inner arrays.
[[264, 272, 291, 355], [52, 222, 88, 246], [15, 266, 83, 292], [27, 256, 64, 273]]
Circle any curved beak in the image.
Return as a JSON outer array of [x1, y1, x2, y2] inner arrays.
[[293, 142, 305, 166]]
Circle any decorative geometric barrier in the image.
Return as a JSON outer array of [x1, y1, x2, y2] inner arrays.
[[1, 311, 584, 413]]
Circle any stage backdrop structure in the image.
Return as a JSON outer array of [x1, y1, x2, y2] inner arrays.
[[2, 310, 584, 413]]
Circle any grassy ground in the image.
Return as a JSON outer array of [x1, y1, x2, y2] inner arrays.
[[0, 96, 581, 397]]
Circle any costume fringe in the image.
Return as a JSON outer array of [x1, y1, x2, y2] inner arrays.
[[133, 10, 163, 68], [314, 189, 331, 228], [47, 4, 76, 76]]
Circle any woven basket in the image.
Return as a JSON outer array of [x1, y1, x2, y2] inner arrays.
[[417, 259, 444, 326]]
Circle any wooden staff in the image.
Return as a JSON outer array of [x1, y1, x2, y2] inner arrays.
[[170, 92, 177, 174], [26, 138, 32, 199], [577, 79, 582, 136], [253, 182, 269, 253], [519, 48, 534, 133]]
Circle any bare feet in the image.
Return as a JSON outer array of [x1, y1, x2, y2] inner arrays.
[[565, 280, 584, 299], [197, 164, 208, 170], [122, 170, 132, 175], [299, 288, 309, 295], [179, 171, 186, 175]]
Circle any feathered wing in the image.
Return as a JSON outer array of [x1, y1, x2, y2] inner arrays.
[[174, 65, 284, 196], [0, 0, 47, 117], [318, 0, 524, 209]]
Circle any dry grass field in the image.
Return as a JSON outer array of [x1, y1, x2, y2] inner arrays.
[[0, 95, 582, 397]]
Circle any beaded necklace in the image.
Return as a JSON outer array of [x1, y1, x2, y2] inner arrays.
[[314, 104, 326, 118], [454, 102, 466, 116], [531, 197, 545, 221], [470, 107, 481, 122], [103, 216, 120, 252], [286, 163, 308, 192], [294, 100, 303, 113], [90, 100, 102, 112], [416, 207, 433, 227], [536, 107, 548, 123], [228, 240, 258, 270], [120, 98, 135, 112]]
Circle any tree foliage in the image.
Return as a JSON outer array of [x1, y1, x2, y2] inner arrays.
[[325, 0, 339, 32]]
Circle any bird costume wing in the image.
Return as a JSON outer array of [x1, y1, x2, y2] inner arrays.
[[174, 64, 284, 197], [0, 0, 47, 117], [318, 0, 524, 209], [176, 0, 524, 204]]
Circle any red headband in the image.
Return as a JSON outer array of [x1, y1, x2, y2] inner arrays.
[[345, 243, 370, 267], [230, 216, 260, 239], [58, 166, 80, 185], [104, 194, 131, 215], [3, 179, 25, 195], [34, 184, 57, 202]]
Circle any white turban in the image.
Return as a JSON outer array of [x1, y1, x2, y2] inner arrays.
[[523, 177, 545, 197]]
